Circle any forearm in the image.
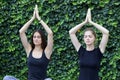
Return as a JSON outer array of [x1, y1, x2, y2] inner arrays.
[[69, 21, 86, 34], [19, 18, 34, 33], [40, 20, 53, 34], [90, 21, 109, 35]]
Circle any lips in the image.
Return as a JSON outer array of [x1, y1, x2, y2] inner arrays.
[[86, 41, 90, 43]]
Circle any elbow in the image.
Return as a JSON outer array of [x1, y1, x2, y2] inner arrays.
[[69, 30, 74, 35], [19, 29, 24, 36], [69, 30, 72, 35], [103, 30, 109, 37], [19, 30, 21, 34], [106, 30, 109, 36], [19, 29, 23, 34], [19, 30, 23, 37], [49, 31, 53, 36], [50, 31, 53, 35]]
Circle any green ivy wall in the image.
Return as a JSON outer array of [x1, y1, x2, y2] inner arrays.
[[0, 0, 120, 80]]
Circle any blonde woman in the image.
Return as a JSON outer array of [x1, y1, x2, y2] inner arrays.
[[69, 9, 109, 80]]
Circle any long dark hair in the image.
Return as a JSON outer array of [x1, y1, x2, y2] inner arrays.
[[31, 30, 47, 50]]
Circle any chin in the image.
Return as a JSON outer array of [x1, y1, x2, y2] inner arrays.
[[85, 43, 93, 45], [34, 43, 41, 46]]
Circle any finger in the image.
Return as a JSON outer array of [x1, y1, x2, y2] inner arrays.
[[34, 10, 35, 14], [86, 8, 89, 17], [34, 7, 36, 14], [85, 8, 89, 21], [36, 4, 38, 10], [35, 4, 37, 8], [88, 8, 91, 17]]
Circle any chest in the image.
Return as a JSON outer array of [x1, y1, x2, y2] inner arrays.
[[28, 53, 49, 67], [81, 52, 98, 64], [79, 51, 102, 68], [32, 50, 43, 58]]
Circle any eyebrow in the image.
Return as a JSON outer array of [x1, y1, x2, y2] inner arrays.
[[84, 34, 93, 36], [33, 35, 41, 37]]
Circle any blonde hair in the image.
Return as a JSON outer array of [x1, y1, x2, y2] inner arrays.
[[84, 28, 96, 38]]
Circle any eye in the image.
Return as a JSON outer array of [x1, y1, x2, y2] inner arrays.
[[84, 35, 87, 38], [89, 35, 92, 38], [37, 36, 41, 38], [33, 36, 36, 38]]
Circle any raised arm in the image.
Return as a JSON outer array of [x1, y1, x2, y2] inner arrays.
[[19, 7, 35, 56], [69, 11, 88, 51], [35, 5, 53, 58], [88, 9, 109, 53]]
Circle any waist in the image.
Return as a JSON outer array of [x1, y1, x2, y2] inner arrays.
[[28, 71, 47, 80]]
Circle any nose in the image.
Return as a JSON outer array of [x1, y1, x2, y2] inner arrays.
[[86, 37, 89, 40], [33, 37, 38, 41], [35, 38, 39, 40]]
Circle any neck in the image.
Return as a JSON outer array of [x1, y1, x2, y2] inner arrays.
[[86, 44, 94, 51], [34, 45, 43, 51]]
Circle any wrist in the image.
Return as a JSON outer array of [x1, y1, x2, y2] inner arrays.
[[38, 18, 41, 21], [37, 17, 41, 21], [83, 20, 87, 24], [30, 18, 34, 22], [39, 19, 42, 23], [89, 20, 93, 24]]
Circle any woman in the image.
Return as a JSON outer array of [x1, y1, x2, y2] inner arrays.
[[69, 9, 109, 80], [19, 5, 53, 80]]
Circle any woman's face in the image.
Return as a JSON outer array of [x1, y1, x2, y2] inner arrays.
[[83, 31, 95, 46], [33, 32, 42, 46]]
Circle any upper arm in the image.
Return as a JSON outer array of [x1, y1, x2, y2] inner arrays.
[[45, 32, 53, 58], [69, 33, 81, 51], [19, 32, 31, 56], [99, 33, 109, 53]]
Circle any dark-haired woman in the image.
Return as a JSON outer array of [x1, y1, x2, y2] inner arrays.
[[19, 5, 53, 80], [69, 9, 109, 80]]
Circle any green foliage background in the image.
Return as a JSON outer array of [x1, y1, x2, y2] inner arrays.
[[0, 0, 120, 80]]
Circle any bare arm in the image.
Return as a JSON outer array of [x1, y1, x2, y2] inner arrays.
[[40, 20, 53, 58], [19, 9, 35, 56], [35, 5, 53, 58], [90, 21, 109, 53], [69, 9, 90, 51], [69, 21, 87, 51], [88, 9, 109, 53]]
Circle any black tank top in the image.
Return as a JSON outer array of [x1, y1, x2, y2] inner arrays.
[[78, 46, 103, 80], [27, 50, 49, 80]]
